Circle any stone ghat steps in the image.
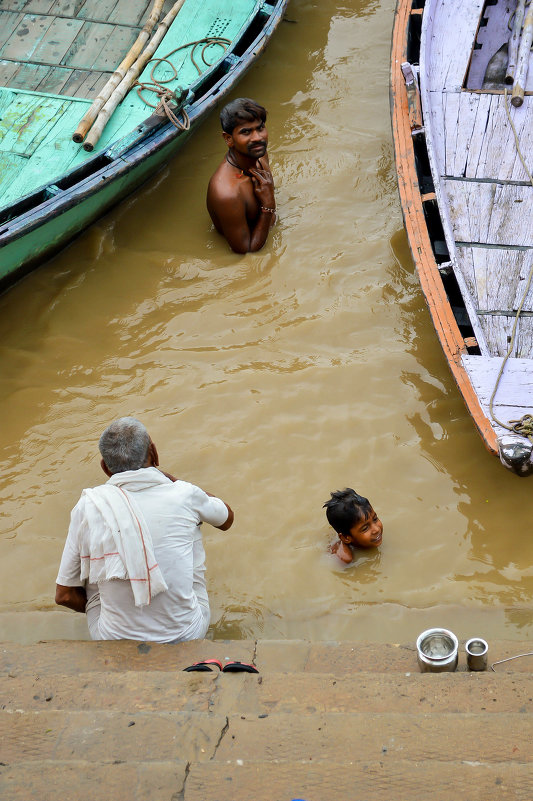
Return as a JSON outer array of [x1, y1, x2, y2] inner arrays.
[[5, 669, 533, 713], [3, 638, 533, 674], [1, 639, 533, 801], [1, 759, 532, 801]]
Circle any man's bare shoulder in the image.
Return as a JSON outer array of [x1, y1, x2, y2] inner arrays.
[[208, 162, 244, 200]]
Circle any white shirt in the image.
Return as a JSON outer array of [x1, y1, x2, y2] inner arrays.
[[56, 468, 229, 642]]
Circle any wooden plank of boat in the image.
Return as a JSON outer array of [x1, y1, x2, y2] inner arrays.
[[0, 0, 289, 290], [391, 0, 533, 475]]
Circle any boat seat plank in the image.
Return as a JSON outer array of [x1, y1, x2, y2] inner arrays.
[[0, 13, 55, 61], [47, 0, 88, 17], [0, 12, 24, 50], [30, 16, 84, 64], [108, 0, 152, 26], [456, 94, 515, 182], [0, 59, 110, 94], [0, 97, 85, 207], [4, 60, 50, 90], [93, 24, 138, 71], [443, 179, 533, 247], [61, 67, 111, 98], [140, 0, 175, 26], [441, 91, 468, 178], [0, 86, 17, 118], [0, 58, 22, 86], [463, 355, 533, 409], [22, 0, 56, 12], [57, 65, 98, 96], [0, 0, 55, 10], [457, 245, 533, 317], [0, 152, 30, 194], [0, 1, 29, 10], [62, 20, 116, 70], [422, 0, 484, 92], [0, 92, 69, 156], [34, 64, 72, 93], [76, 0, 120, 22], [478, 315, 533, 358], [475, 96, 533, 184], [430, 91, 533, 184]]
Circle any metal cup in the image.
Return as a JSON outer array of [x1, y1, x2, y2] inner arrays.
[[465, 637, 488, 671], [416, 628, 458, 672]]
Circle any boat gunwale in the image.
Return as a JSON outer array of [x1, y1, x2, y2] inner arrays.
[[390, 0, 498, 455]]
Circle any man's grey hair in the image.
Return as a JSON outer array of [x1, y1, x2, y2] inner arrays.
[[99, 417, 150, 474]]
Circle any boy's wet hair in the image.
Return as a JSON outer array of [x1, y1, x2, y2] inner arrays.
[[220, 98, 267, 134], [323, 488, 373, 537]]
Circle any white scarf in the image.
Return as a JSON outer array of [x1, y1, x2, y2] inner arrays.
[[79, 467, 170, 607]]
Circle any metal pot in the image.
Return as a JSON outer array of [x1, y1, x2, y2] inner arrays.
[[416, 628, 459, 672], [465, 637, 488, 671]]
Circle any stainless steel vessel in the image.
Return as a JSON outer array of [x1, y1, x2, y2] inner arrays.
[[465, 638, 488, 671], [416, 628, 459, 673]]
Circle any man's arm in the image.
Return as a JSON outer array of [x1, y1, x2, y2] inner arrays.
[[211, 192, 273, 254], [204, 491, 234, 530], [217, 503, 234, 530], [208, 165, 275, 254], [55, 584, 87, 613]]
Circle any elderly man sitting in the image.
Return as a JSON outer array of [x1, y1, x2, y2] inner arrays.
[[55, 417, 233, 642]]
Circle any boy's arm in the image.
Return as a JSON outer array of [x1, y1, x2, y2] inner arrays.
[[331, 540, 353, 564]]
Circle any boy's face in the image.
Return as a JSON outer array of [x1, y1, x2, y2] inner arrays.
[[342, 508, 383, 549]]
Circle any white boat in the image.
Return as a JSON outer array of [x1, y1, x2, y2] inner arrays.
[[391, 0, 533, 475]]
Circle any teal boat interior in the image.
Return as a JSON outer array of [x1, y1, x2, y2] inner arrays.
[[0, 0, 262, 212]]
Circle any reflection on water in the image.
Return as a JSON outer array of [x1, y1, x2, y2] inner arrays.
[[1, 0, 533, 644]]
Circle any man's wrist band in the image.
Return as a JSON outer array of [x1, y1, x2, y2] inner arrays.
[[261, 206, 276, 214]]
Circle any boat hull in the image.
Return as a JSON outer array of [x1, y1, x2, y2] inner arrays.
[[390, 0, 500, 458], [0, 0, 288, 291]]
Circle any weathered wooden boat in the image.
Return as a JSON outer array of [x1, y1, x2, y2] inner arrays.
[[391, 0, 533, 475], [0, 0, 288, 291]]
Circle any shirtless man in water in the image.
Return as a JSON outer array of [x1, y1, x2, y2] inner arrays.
[[207, 98, 275, 254]]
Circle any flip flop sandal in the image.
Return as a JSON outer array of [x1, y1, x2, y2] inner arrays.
[[222, 661, 259, 673], [183, 659, 223, 672]]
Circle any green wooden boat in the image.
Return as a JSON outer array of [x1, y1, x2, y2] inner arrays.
[[0, 0, 288, 291]]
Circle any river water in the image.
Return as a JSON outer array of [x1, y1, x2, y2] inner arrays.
[[1, 0, 532, 645]]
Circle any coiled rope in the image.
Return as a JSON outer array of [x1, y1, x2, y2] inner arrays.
[[134, 37, 231, 130], [488, 86, 533, 440]]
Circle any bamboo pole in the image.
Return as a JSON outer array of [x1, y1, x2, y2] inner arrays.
[[506, 0, 527, 84], [512, 1, 533, 106], [83, 0, 187, 151], [72, 0, 165, 143]]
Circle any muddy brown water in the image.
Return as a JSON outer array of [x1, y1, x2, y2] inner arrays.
[[1, 0, 533, 645]]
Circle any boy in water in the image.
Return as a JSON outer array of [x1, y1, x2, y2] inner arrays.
[[324, 488, 383, 565]]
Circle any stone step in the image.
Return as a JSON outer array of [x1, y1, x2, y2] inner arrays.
[[2, 639, 533, 800], [2, 638, 533, 675], [3, 670, 533, 714], [0, 761, 188, 801], [1, 759, 531, 801], [183, 760, 533, 801], [1, 710, 226, 763], [214, 711, 533, 763], [2, 708, 530, 764]]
